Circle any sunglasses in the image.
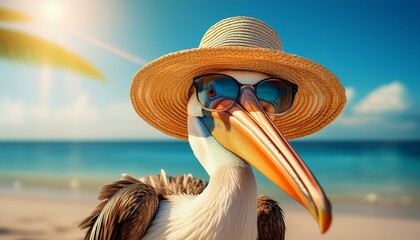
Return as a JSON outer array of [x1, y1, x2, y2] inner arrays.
[[193, 74, 298, 115]]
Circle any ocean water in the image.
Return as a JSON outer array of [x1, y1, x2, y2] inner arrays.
[[1, 140, 419, 208]]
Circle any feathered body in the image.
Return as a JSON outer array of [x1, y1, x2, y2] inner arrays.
[[80, 169, 284, 240]]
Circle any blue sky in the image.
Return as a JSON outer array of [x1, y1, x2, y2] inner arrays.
[[0, 0, 419, 140]]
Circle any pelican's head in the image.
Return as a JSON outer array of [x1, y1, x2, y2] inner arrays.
[[187, 70, 332, 233]]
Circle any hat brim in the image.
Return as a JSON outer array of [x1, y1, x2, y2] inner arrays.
[[130, 46, 346, 140]]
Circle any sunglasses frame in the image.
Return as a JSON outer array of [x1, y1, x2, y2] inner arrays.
[[193, 73, 298, 116]]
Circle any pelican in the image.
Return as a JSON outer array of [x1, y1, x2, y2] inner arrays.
[[80, 16, 345, 240]]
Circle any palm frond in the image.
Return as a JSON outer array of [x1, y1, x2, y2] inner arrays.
[[0, 28, 105, 80], [0, 7, 30, 22]]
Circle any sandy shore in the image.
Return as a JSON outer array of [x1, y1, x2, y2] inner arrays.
[[1, 194, 419, 240]]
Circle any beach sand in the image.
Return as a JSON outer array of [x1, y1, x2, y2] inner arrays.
[[1, 194, 419, 240]]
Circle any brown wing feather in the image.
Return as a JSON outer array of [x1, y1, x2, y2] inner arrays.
[[79, 171, 207, 240], [140, 169, 207, 197], [257, 195, 286, 240], [79, 175, 158, 240]]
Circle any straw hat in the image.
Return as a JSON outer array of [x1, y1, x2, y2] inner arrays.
[[131, 16, 346, 140]]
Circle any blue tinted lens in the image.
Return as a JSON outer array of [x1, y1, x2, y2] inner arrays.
[[256, 81, 278, 102], [256, 79, 295, 114], [196, 75, 238, 109]]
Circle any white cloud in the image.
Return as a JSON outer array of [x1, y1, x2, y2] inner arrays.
[[0, 95, 168, 140], [353, 81, 407, 114], [0, 94, 97, 127], [345, 87, 355, 103], [0, 98, 25, 125], [334, 81, 416, 132], [336, 115, 379, 126], [384, 121, 417, 130], [1, 94, 99, 125], [39, 65, 52, 104], [49, 94, 99, 122]]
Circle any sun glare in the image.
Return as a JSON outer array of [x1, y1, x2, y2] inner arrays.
[[44, 1, 61, 21]]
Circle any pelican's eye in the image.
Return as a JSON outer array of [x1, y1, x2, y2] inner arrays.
[[208, 86, 217, 97], [194, 74, 239, 110]]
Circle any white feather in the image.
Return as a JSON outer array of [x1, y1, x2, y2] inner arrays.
[[142, 163, 257, 240]]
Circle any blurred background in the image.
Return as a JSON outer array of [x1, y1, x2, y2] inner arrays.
[[0, 0, 419, 239]]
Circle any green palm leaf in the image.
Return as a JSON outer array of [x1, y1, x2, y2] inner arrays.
[[0, 8, 105, 80]]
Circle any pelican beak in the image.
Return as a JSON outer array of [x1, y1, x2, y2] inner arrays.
[[208, 88, 332, 233]]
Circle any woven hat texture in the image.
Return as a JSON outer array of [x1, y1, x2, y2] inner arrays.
[[131, 16, 346, 140]]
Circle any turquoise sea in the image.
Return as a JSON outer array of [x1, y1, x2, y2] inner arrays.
[[1, 140, 420, 215]]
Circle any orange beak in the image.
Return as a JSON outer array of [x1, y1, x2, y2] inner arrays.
[[208, 88, 332, 233]]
